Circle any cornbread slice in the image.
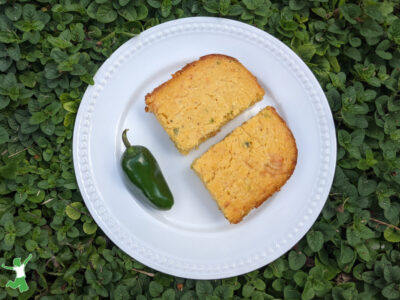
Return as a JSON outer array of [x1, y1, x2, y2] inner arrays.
[[145, 54, 265, 154], [192, 107, 297, 224]]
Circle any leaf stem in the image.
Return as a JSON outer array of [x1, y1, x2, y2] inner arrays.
[[131, 268, 154, 277], [118, 32, 138, 38], [41, 198, 54, 205], [8, 146, 31, 158], [370, 218, 400, 231], [100, 30, 116, 43]]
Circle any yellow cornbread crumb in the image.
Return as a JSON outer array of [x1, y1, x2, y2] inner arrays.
[[191, 106, 297, 224], [145, 54, 265, 154]]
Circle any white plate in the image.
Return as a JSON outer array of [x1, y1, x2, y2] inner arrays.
[[73, 17, 336, 279]]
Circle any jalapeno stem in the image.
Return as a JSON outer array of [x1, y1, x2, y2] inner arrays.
[[122, 129, 131, 148]]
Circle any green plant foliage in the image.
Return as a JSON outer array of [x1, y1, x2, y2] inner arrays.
[[0, 0, 399, 298]]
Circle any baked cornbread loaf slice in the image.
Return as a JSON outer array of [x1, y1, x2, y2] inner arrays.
[[145, 54, 265, 154], [192, 106, 297, 224]]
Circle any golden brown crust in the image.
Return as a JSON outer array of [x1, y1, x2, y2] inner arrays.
[[145, 54, 263, 111], [192, 106, 297, 224], [145, 54, 265, 154]]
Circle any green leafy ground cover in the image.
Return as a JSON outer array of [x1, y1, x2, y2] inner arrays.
[[0, 0, 400, 299]]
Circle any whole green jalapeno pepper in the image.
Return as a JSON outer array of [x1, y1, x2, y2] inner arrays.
[[121, 129, 174, 210]]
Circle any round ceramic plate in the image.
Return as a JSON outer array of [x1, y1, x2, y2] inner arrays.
[[73, 17, 336, 279]]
